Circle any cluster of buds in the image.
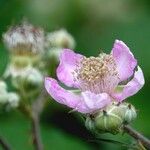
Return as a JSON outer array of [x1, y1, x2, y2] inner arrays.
[[85, 102, 137, 134], [46, 29, 76, 61], [2, 21, 46, 108], [3, 21, 45, 78], [0, 81, 19, 109], [2, 20, 76, 109], [12, 66, 43, 93]]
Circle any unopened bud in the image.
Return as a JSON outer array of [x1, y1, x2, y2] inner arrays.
[[7, 92, 20, 108], [85, 116, 95, 132], [0, 81, 7, 94], [46, 29, 75, 49], [47, 48, 62, 61], [0, 93, 9, 104], [94, 102, 124, 134], [12, 66, 43, 91], [3, 20, 45, 55], [119, 103, 137, 123]]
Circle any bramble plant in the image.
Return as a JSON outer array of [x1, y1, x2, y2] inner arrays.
[[0, 20, 75, 150], [0, 20, 150, 150]]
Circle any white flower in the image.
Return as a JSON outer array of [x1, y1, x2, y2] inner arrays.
[[46, 29, 75, 49]]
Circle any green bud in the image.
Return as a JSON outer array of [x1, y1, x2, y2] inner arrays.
[[85, 116, 95, 132], [94, 102, 124, 134], [119, 103, 137, 123]]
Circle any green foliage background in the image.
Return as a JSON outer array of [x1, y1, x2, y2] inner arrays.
[[0, 0, 150, 149]]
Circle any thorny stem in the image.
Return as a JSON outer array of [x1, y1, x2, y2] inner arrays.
[[31, 89, 47, 150], [0, 137, 11, 150], [123, 125, 150, 149]]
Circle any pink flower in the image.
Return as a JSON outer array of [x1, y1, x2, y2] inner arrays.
[[45, 40, 144, 114]]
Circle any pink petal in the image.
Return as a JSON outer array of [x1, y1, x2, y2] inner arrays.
[[112, 40, 137, 82], [45, 77, 91, 113], [81, 91, 111, 113], [56, 49, 83, 88], [45, 77, 81, 108], [45, 77, 111, 114], [111, 66, 144, 102]]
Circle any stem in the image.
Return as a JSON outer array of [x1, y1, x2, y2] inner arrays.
[[0, 137, 11, 150], [31, 113, 43, 150], [31, 89, 47, 150], [123, 125, 150, 149]]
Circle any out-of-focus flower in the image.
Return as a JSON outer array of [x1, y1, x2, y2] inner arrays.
[[0, 81, 8, 104], [12, 66, 43, 91], [45, 40, 144, 114], [3, 21, 45, 55], [7, 92, 20, 108], [0, 80, 20, 108], [46, 29, 75, 49], [47, 47, 62, 62], [0, 80, 7, 94], [0, 94, 8, 104]]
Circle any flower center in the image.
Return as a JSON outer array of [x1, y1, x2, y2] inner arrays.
[[75, 53, 119, 94]]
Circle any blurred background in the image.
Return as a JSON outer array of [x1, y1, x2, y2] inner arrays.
[[0, 0, 150, 149]]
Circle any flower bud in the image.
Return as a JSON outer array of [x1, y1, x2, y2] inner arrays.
[[119, 103, 137, 123], [3, 21, 45, 55], [46, 29, 75, 49], [94, 102, 124, 134], [47, 48, 62, 61], [85, 116, 95, 132], [0, 81, 7, 94], [12, 66, 43, 92], [0, 93, 9, 104], [7, 92, 20, 108]]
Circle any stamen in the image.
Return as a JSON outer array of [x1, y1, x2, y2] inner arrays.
[[74, 53, 119, 94]]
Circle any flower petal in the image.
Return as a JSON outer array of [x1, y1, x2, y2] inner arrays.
[[45, 77, 81, 108], [112, 40, 137, 82], [45, 77, 111, 114], [111, 66, 144, 101], [45, 77, 91, 113], [81, 91, 111, 113], [56, 49, 83, 88]]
